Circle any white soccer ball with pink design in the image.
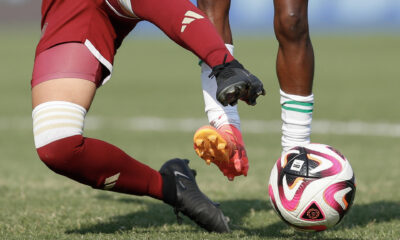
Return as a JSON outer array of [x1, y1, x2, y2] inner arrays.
[[268, 143, 356, 231]]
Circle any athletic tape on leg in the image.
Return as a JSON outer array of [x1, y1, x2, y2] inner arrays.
[[32, 101, 86, 148], [201, 44, 241, 129]]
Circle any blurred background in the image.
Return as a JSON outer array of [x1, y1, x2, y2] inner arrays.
[[0, 1, 399, 239], [1, 0, 400, 34]]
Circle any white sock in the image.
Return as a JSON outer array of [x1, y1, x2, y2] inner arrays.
[[280, 90, 314, 153], [32, 101, 86, 148], [200, 44, 241, 130]]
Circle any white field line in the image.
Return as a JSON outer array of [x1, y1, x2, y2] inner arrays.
[[1, 116, 400, 138]]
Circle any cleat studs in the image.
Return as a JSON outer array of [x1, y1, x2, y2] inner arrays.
[[199, 151, 205, 157], [207, 135, 217, 143], [195, 139, 204, 147], [195, 148, 201, 155], [217, 143, 226, 150], [209, 149, 215, 156], [206, 159, 211, 165], [226, 87, 235, 94]]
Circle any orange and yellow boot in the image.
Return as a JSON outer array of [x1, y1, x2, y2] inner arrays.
[[193, 124, 248, 180]]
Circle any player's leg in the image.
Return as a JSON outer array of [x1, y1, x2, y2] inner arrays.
[[32, 43, 229, 232], [192, 0, 247, 181], [197, 0, 233, 44], [274, 0, 314, 153], [32, 43, 165, 199], [108, 0, 265, 106]]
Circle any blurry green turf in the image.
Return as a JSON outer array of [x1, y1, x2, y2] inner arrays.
[[0, 30, 399, 240]]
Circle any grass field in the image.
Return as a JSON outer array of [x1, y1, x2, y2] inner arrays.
[[0, 29, 399, 240]]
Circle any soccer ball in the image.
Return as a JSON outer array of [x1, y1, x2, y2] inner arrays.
[[268, 143, 356, 231]]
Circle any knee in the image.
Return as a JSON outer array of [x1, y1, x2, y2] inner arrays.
[[32, 101, 86, 173], [37, 135, 83, 174], [197, 0, 220, 11], [274, 10, 309, 43], [197, 0, 230, 22]]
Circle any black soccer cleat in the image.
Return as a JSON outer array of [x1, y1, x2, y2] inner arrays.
[[159, 158, 230, 233], [209, 58, 266, 106]]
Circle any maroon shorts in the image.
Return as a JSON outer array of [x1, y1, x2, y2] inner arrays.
[[32, 43, 104, 87], [33, 0, 140, 87]]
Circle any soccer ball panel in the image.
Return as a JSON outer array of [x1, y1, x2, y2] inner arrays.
[[268, 143, 356, 231]]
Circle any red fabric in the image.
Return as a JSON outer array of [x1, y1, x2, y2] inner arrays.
[[37, 0, 138, 74], [32, 43, 103, 88], [37, 135, 163, 200], [129, 0, 234, 66], [36, 0, 233, 73]]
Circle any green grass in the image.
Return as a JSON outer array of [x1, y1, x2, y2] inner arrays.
[[0, 30, 399, 240]]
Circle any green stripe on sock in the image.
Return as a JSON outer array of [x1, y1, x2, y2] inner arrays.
[[282, 101, 314, 113], [282, 105, 313, 113], [283, 101, 314, 107]]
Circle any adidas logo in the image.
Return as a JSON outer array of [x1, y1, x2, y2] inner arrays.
[[104, 172, 120, 190], [181, 11, 204, 33]]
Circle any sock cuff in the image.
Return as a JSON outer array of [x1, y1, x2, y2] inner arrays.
[[280, 89, 314, 103], [199, 44, 234, 67], [32, 101, 86, 148], [33, 101, 87, 118], [201, 61, 212, 73], [280, 90, 314, 113], [225, 44, 234, 55]]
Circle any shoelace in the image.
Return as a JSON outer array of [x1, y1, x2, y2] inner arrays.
[[208, 54, 229, 78]]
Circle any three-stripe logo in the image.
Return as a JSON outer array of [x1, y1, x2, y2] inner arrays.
[[104, 172, 120, 190], [181, 11, 204, 33]]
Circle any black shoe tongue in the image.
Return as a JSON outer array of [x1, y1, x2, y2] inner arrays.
[[229, 59, 244, 69]]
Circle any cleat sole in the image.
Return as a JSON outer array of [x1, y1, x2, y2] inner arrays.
[[195, 138, 204, 147], [193, 127, 231, 166], [217, 81, 249, 106], [208, 135, 217, 143], [217, 143, 226, 150]]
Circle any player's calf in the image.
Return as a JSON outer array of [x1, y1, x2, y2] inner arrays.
[[33, 101, 100, 186], [33, 101, 86, 176], [32, 101, 165, 199]]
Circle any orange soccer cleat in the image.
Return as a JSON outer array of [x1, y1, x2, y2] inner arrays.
[[193, 124, 248, 180]]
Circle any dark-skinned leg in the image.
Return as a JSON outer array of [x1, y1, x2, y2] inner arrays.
[[197, 0, 232, 44], [193, 0, 249, 181], [274, 0, 315, 153], [130, 0, 264, 106], [274, 0, 314, 95]]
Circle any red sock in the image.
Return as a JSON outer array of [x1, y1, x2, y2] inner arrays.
[[37, 135, 163, 200], [130, 0, 234, 67]]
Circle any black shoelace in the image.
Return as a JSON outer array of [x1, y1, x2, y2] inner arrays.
[[208, 54, 229, 78]]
